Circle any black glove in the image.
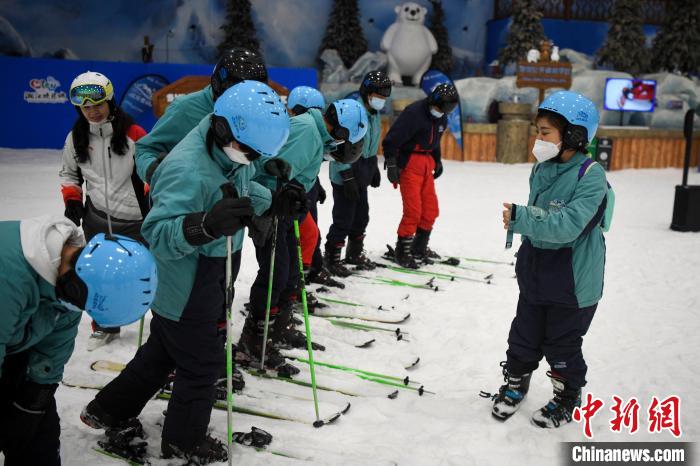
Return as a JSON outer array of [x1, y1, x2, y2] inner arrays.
[[385, 157, 400, 184], [433, 160, 443, 179], [64, 199, 85, 226], [145, 152, 167, 184], [247, 215, 274, 248], [340, 169, 360, 201], [265, 159, 291, 181], [0, 381, 58, 452], [183, 194, 254, 245], [317, 182, 326, 204], [370, 164, 381, 188], [270, 183, 308, 217]]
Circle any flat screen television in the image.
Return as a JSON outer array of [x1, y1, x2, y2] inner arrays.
[[604, 78, 657, 112]]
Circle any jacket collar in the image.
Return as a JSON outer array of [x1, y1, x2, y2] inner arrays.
[[197, 116, 247, 176], [89, 119, 113, 138], [307, 108, 335, 151]]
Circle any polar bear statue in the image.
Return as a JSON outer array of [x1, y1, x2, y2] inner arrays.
[[380, 2, 438, 86]]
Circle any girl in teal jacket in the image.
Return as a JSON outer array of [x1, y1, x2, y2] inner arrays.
[[81, 81, 291, 464], [489, 91, 610, 430], [0, 216, 155, 465]]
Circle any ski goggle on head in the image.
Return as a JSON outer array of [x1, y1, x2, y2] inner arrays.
[[70, 83, 113, 107]]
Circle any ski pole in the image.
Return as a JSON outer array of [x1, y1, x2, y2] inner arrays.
[[137, 316, 145, 348], [259, 216, 279, 373], [220, 184, 238, 465], [292, 218, 323, 427], [225, 234, 234, 465]]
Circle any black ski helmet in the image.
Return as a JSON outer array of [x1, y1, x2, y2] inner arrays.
[[360, 70, 392, 102], [211, 48, 268, 100], [428, 83, 459, 114]]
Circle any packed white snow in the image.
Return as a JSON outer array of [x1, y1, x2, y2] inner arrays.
[[1, 148, 698, 465]]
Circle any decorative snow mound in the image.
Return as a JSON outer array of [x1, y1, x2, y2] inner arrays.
[[455, 55, 700, 128]]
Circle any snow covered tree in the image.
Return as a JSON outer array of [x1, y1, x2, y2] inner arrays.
[[498, 0, 545, 67], [318, 0, 368, 68], [217, 0, 262, 59], [650, 0, 700, 75], [428, 0, 453, 74], [596, 0, 649, 75]]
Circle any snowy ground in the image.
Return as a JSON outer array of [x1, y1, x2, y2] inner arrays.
[[1, 148, 699, 465]]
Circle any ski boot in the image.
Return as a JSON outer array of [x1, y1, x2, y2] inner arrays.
[[345, 234, 377, 270], [531, 371, 581, 429], [306, 264, 345, 289], [395, 236, 419, 269], [82, 399, 143, 432], [411, 228, 441, 264], [271, 301, 325, 351], [162, 434, 227, 465], [236, 311, 300, 377], [87, 324, 120, 351], [324, 242, 353, 277], [480, 361, 532, 421]]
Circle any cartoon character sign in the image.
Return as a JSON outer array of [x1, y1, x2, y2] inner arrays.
[[380, 2, 438, 86]]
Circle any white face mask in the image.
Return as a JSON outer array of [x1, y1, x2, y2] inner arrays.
[[369, 97, 386, 111], [430, 108, 444, 119], [532, 139, 562, 162], [223, 146, 250, 165]]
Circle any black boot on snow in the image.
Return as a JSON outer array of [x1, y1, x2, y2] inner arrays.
[[236, 313, 288, 371], [480, 361, 532, 421], [324, 242, 353, 277], [411, 228, 441, 263], [345, 235, 377, 270], [162, 434, 227, 465], [395, 236, 419, 269], [531, 371, 581, 429], [271, 301, 325, 351], [81, 399, 143, 432], [306, 264, 345, 288]]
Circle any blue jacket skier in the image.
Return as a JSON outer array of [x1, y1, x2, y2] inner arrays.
[[238, 99, 368, 370], [81, 81, 291, 464], [325, 71, 392, 277], [489, 91, 610, 430], [0, 216, 155, 466]]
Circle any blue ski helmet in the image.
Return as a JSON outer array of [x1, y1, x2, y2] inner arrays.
[[539, 91, 599, 149], [325, 99, 368, 144], [74, 233, 157, 327], [211, 80, 290, 158], [287, 86, 325, 114]]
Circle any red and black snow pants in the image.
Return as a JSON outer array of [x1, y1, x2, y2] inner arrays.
[[397, 153, 439, 237]]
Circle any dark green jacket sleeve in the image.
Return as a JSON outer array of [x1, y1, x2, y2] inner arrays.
[[512, 163, 607, 244], [142, 158, 207, 261], [26, 309, 81, 384], [0, 276, 25, 379]]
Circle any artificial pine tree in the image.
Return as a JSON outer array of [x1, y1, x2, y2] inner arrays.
[[318, 0, 368, 68], [428, 0, 453, 74], [596, 0, 649, 75], [498, 0, 545, 67], [650, 0, 700, 75], [217, 0, 262, 59]]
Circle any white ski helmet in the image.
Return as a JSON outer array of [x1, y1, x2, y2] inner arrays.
[[69, 71, 114, 107]]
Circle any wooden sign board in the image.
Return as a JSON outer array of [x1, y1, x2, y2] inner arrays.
[[516, 61, 573, 104], [151, 76, 290, 118]]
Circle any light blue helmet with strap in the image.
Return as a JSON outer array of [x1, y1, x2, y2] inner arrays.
[[326, 98, 368, 144], [539, 91, 599, 149], [288, 86, 325, 113], [75, 234, 157, 327], [211, 80, 290, 158]]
